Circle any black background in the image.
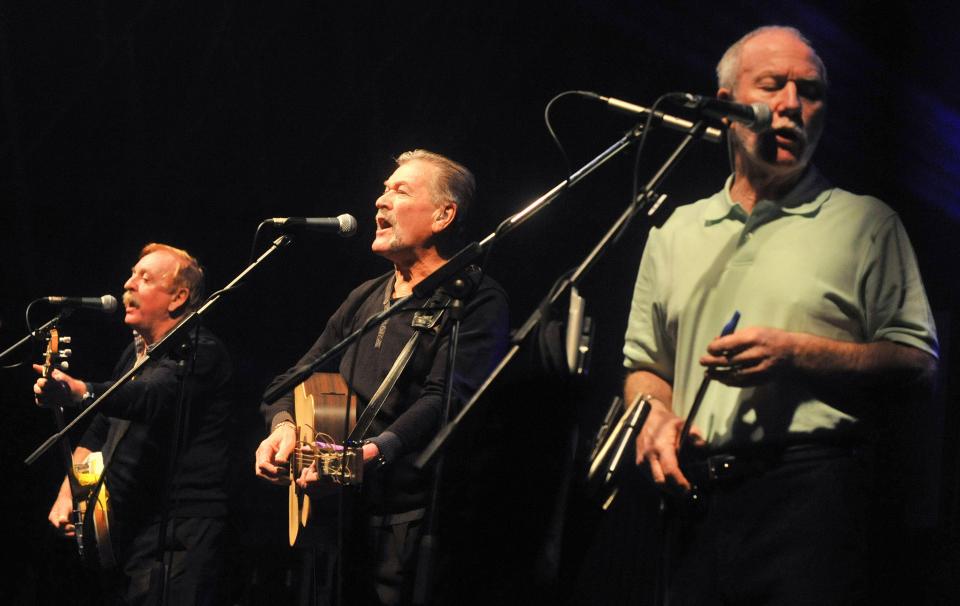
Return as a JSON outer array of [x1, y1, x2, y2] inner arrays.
[[2, 1, 959, 603]]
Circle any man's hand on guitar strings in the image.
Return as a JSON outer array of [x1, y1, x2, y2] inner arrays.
[[255, 424, 296, 485]]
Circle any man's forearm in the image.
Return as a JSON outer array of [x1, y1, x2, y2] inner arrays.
[[57, 446, 94, 497], [624, 370, 674, 411], [793, 335, 936, 388]]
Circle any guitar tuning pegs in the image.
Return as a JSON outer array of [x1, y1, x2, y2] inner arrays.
[[59, 336, 72, 344], [59, 361, 70, 370], [60, 349, 72, 358]]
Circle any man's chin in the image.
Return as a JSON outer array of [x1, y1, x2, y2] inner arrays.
[[749, 152, 807, 179], [123, 313, 141, 329]]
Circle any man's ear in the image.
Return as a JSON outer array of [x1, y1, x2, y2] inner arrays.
[[432, 202, 457, 233], [168, 287, 190, 316], [716, 89, 735, 127]]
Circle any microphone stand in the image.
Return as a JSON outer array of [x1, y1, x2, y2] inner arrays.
[[413, 278, 470, 606], [415, 119, 710, 470], [24, 234, 293, 466]]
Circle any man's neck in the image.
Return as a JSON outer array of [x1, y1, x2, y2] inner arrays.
[[730, 159, 806, 214], [392, 250, 447, 298], [136, 318, 181, 349]]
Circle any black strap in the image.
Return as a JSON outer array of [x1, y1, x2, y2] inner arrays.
[[347, 288, 452, 443]]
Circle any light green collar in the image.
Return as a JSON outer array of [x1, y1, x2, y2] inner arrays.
[[704, 167, 833, 226]]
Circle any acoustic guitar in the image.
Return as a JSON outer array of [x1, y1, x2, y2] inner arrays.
[[42, 328, 115, 569]]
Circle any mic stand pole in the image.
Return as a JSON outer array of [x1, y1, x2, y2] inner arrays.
[[413, 278, 469, 606], [24, 234, 294, 466], [415, 119, 709, 470]]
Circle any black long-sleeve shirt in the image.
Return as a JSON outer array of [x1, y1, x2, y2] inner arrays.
[[261, 270, 509, 513], [79, 326, 234, 527]]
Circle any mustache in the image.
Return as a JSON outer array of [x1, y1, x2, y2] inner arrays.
[[122, 292, 140, 308]]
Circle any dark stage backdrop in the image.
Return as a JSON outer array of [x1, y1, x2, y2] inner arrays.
[[2, 2, 958, 604]]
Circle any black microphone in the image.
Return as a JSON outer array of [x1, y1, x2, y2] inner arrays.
[[672, 93, 772, 132], [266, 213, 358, 237], [590, 93, 724, 143], [45, 294, 118, 313]]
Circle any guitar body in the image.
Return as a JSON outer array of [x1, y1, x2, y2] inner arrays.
[[72, 452, 116, 570], [288, 372, 361, 546]]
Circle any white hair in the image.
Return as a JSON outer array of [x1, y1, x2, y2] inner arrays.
[[716, 26, 828, 91]]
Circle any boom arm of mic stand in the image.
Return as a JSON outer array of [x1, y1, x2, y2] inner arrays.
[[414, 119, 709, 471], [0, 309, 72, 362], [413, 121, 649, 300], [25, 235, 293, 466], [260, 292, 415, 405]]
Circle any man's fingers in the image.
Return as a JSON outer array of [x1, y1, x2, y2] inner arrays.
[[296, 466, 319, 489], [275, 441, 294, 464], [686, 426, 708, 449], [255, 462, 290, 485], [707, 333, 749, 356], [255, 443, 285, 481], [49, 512, 76, 537], [646, 456, 666, 485]]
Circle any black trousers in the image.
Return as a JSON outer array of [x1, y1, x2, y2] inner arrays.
[[110, 516, 227, 606], [666, 452, 876, 606], [345, 508, 425, 606]]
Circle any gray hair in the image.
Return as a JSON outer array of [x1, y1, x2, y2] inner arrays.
[[396, 149, 475, 238], [716, 26, 828, 91]]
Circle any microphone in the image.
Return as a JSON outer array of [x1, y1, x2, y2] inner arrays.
[[590, 93, 723, 143], [672, 93, 772, 132], [45, 294, 118, 313], [266, 213, 358, 237]]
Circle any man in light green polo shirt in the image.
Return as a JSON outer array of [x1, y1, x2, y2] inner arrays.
[[623, 26, 938, 605]]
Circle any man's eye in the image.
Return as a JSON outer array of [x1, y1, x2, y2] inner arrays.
[[797, 82, 824, 100]]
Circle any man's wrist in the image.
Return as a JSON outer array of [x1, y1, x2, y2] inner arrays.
[[272, 420, 295, 433], [367, 431, 401, 465], [77, 382, 95, 406]]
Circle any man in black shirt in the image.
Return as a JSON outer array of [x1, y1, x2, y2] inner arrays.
[[35, 243, 234, 605], [255, 150, 509, 605]]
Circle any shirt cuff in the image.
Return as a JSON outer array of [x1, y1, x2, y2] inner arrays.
[[368, 431, 402, 464], [270, 412, 295, 432]]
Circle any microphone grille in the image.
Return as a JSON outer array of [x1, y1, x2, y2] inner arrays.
[[750, 103, 773, 132], [100, 294, 119, 313], [337, 214, 358, 237]]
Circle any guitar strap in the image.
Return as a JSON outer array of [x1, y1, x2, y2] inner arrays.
[[85, 346, 152, 520], [347, 285, 453, 443]]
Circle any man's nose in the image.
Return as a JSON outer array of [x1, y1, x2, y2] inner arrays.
[[775, 81, 801, 115]]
